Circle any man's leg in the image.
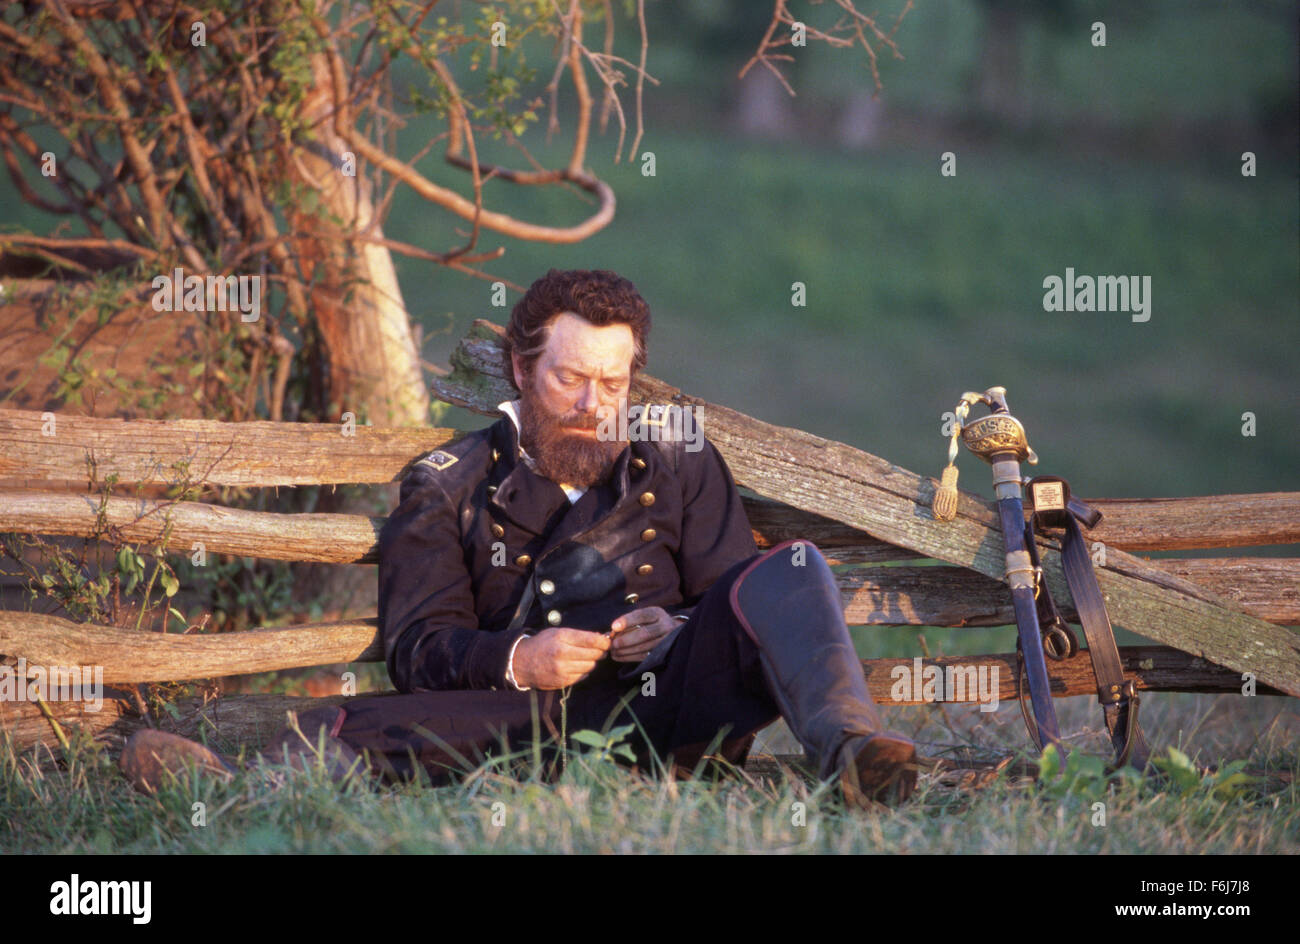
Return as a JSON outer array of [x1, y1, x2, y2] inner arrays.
[[727, 539, 918, 806], [119, 690, 565, 792], [326, 689, 564, 784], [567, 553, 781, 774], [572, 539, 918, 805]]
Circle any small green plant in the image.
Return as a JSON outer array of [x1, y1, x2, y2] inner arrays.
[[1151, 748, 1259, 800], [568, 725, 638, 766]]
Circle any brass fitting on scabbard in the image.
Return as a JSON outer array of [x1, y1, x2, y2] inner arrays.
[[932, 386, 1038, 521]]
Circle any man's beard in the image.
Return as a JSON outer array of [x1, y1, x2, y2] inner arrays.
[[517, 382, 625, 489]]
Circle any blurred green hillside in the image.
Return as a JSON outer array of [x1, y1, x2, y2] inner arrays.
[[3, 0, 1295, 499]]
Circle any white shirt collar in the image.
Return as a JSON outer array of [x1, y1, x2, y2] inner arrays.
[[497, 400, 586, 504]]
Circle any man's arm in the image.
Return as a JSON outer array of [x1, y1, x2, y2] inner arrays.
[[379, 466, 524, 692], [674, 438, 760, 604]]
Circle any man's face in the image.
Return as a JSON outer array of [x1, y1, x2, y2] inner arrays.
[[513, 312, 635, 488]]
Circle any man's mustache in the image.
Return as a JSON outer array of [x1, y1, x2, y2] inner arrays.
[[560, 414, 600, 430]]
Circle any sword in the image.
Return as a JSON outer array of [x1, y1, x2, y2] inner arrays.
[[933, 386, 1066, 756]]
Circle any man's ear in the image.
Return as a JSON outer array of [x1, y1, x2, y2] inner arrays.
[[511, 352, 526, 392]]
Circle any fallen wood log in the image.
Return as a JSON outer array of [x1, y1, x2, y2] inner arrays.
[[435, 320, 1300, 696]]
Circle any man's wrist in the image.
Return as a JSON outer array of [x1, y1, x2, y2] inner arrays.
[[506, 633, 531, 691]]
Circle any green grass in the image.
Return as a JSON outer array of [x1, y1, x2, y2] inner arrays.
[[3, 690, 1296, 854]]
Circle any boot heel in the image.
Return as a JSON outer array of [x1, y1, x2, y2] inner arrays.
[[839, 732, 919, 808]]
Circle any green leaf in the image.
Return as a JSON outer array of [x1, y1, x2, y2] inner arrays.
[[606, 724, 635, 743], [160, 571, 179, 598], [569, 729, 607, 748], [1037, 743, 1061, 782]]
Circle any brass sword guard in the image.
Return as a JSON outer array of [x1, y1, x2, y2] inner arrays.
[[960, 386, 1039, 465], [932, 386, 1038, 521]]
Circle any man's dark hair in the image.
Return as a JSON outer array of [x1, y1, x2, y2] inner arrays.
[[504, 269, 650, 385]]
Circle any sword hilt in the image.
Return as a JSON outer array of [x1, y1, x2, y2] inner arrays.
[[933, 386, 1038, 522], [961, 386, 1037, 466]]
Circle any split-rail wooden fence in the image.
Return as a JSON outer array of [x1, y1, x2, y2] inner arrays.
[[1, 320, 1297, 757]]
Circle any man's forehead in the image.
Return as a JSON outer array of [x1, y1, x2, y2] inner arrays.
[[542, 312, 634, 372]]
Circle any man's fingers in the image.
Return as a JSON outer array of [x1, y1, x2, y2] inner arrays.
[[615, 622, 670, 647], [556, 628, 612, 653], [610, 606, 668, 635]]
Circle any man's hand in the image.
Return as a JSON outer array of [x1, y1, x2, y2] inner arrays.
[[512, 628, 611, 690], [609, 606, 679, 663]]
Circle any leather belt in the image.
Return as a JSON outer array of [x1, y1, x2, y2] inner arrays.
[[1026, 475, 1152, 772]]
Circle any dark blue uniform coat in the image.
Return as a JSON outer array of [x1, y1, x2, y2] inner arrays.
[[315, 413, 783, 782], [378, 413, 759, 694]]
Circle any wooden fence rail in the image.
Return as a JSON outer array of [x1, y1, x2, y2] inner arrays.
[[1, 319, 1297, 754]]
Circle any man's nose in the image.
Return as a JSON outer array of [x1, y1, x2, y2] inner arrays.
[[576, 380, 599, 412]]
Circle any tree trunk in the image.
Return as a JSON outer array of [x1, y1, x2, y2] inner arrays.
[[285, 55, 429, 427]]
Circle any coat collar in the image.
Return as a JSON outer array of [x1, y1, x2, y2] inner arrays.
[[486, 408, 636, 541]]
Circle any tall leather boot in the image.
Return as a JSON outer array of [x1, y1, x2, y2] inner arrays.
[[729, 539, 918, 807]]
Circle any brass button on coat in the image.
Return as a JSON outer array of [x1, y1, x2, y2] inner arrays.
[[492, 449, 501, 462], [546, 609, 562, 626], [639, 492, 655, 507], [640, 528, 656, 542], [624, 593, 639, 604], [490, 523, 505, 538], [515, 554, 532, 566], [539, 579, 556, 595], [487, 485, 498, 495], [631, 457, 647, 470], [637, 564, 653, 575]]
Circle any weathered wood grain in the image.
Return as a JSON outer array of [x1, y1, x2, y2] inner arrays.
[[435, 320, 1300, 695], [0, 489, 383, 564], [2, 402, 1294, 550], [0, 407, 457, 485], [0, 611, 381, 684], [1160, 558, 1300, 626], [1084, 494, 1300, 550]]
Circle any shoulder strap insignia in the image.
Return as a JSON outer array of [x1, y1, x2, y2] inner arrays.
[[418, 450, 459, 471]]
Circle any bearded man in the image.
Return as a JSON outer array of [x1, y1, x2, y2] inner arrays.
[[121, 269, 918, 807]]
